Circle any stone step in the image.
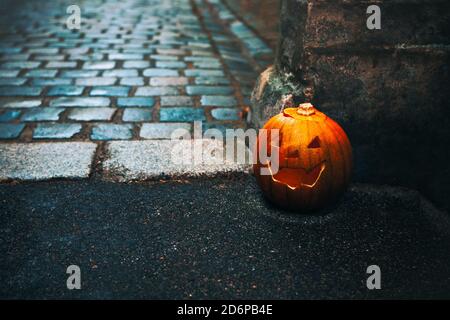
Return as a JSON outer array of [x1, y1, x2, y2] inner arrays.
[[0, 140, 252, 182], [0, 142, 97, 181], [103, 140, 252, 181]]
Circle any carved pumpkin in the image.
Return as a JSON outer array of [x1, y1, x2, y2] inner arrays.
[[254, 99, 352, 211]]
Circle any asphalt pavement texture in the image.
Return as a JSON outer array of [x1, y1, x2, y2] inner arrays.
[[1, 176, 450, 299]]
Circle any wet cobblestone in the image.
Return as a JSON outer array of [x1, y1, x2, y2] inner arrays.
[[0, 124, 25, 139], [68, 108, 116, 121], [0, 110, 21, 122], [21, 108, 64, 122], [91, 123, 133, 140], [123, 108, 153, 122], [0, 0, 273, 142], [33, 123, 82, 139]]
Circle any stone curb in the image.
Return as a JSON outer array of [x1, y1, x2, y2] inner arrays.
[[102, 139, 252, 182], [0, 140, 253, 182], [0, 142, 97, 181]]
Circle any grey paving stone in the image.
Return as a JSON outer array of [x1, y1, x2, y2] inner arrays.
[[0, 110, 21, 122], [150, 55, 179, 61], [156, 48, 187, 56], [194, 77, 230, 85], [149, 77, 188, 86], [140, 123, 191, 139], [0, 69, 20, 77], [103, 140, 250, 181], [46, 61, 77, 68], [24, 69, 58, 77], [84, 43, 108, 49], [120, 77, 144, 86], [90, 86, 130, 97], [68, 108, 116, 121], [0, 124, 25, 139], [212, 34, 232, 42], [185, 69, 225, 77], [143, 68, 179, 77], [0, 142, 96, 180], [210, 108, 241, 121], [201, 95, 237, 107], [35, 55, 65, 61], [135, 86, 178, 96], [117, 97, 155, 108], [122, 108, 152, 122], [32, 78, 73, 86], [33, 123, 82, 139], [184, 56, 220, 62], [83, 61, 116, 70], [230, 21, 254, 38], [61, 70, 99, 78], [0, 98, 42, 108], [123, 61, 150, 69], [188, 41, 211, 49], [160, 96, 194, 106], [21, 108, 64, 121], [156, 40, 186, 46], [0, 86, 43, 96], [0, 78, 27, 86], [186, 85, 234, 95], [50, 97, 110, 107], [103, 69, 139, 77], [193, 61, 222, 69], [220, 53, 248, 63], [109, 53, 143, 60], [0, 47, 21, 54], [160, 107, 206, 122], [76, 77, 117, 86], [155, 61, 187, 69], [1, 61, 40, 69], [246, 38, 272, 53], [123, 47, 152, 53], [64, 47, 89, 55], [69, 53, 104, 61], [28, 48, 59, 55], [91, 124, 133, 140], [0, 54, 30, 61], [47, 86, 85, 96]]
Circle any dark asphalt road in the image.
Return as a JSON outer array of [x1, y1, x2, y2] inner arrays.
[[1, 176, 450, 299]]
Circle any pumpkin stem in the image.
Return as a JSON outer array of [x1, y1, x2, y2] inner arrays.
[[297, 102, 316, 116]]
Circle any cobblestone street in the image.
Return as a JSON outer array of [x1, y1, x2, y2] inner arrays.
[[1, 1, 450, 300], [0, 0, 273, 180]]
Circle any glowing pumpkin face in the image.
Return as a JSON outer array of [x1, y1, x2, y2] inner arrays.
[[254, 102, 352, 211]]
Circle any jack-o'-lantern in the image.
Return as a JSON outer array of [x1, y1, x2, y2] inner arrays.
[[254, 97, 352, 211]]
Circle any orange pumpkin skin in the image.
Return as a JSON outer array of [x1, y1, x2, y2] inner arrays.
[[253, 103, 352, 212]]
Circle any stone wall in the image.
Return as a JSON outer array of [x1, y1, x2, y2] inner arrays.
[[251, 0, 450, 210]]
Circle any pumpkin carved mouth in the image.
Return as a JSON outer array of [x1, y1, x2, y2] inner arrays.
[[266, 161, 326, 190]]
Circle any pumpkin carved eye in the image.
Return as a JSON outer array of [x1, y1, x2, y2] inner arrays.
[[307, 136, 321, 148]]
